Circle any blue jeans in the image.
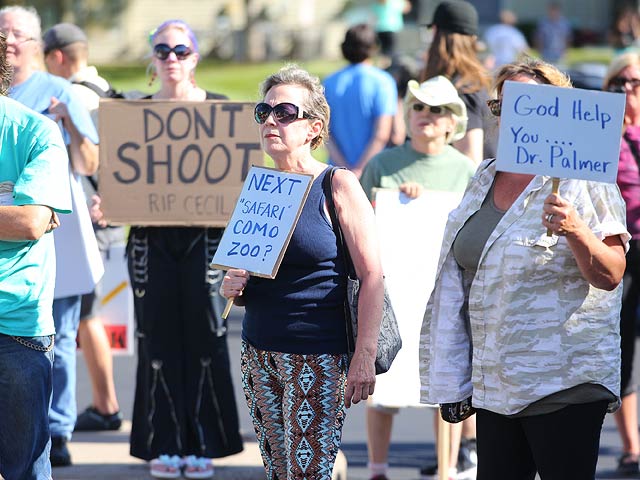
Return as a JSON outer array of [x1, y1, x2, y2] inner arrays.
[[0, 333, 54, 480], [50, 295, 81, 439]]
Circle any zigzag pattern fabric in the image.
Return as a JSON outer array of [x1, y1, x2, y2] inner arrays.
[[241, 341, 348, 479]]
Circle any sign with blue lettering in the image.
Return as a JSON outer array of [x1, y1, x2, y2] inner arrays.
[[211, 165, 314, 278], [496, 81, 625, 183]]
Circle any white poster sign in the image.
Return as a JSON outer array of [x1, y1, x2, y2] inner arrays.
[[371, 189, 463, 408], [496, 81, 625, 183], [211, 166, 314, 278]]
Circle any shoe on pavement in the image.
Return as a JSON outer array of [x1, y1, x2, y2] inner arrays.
[[457, 437, 478, 480], [50, 436, 72, 467], [183, 455, 214, 479], [419, 463, 457, 480], [74, 405, 122, 431], [617, 452, 640, 476], [150, 455, 182, 479]]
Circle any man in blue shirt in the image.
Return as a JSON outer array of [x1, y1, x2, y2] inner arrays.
[[0, 28, 72, 478], [323, 23, 397, 178], [0, 5, 101, 468]]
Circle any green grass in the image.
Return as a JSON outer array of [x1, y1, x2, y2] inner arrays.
[[99, 59, 346, 101]]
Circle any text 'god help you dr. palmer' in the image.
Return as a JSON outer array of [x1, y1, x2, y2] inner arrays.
[[496, 81, 626, 183]]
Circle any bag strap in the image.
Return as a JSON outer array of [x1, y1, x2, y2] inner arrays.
[[321, 166, 357, 354], [321, 166, 356, 279]]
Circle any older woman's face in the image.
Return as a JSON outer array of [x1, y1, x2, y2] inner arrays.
[[0, 11, 39, 72], [152, 26, 198, 87], [612, 65, 640, 117], [259, 84, 317, 159], [408, 101, 456, 142]]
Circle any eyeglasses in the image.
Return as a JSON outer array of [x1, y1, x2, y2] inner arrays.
[[411, 103, 450, 115], [153, 43, 193, 61], [487, 99, 502, 117], [254, 102, 311, 125], [608, 77, 640, 93], [0, 28, 35, 45]]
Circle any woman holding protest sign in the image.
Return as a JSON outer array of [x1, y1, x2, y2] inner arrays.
[[221, 64, 384, 480], [126, 19, 243, 479], [419, 57, 629, 479], [603, 52, 640, 476], [359, 75, 476, 480]]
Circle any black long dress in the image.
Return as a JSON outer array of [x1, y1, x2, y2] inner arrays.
[[128, 91, 243, 460]]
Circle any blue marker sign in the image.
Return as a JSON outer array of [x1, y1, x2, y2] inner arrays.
[[496, 81, 626, 183], [211, 165, 314, 278]]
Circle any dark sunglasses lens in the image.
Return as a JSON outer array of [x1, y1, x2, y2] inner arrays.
[[154, 44, 171, 60], [429, 106, 444, 114], [412, 103, 425, 112], [272, 103, 299, 124], [173, 45, 191, 59], [254, 103, 271, 124]]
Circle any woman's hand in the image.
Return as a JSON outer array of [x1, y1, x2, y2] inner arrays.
[[344, 347, 376, 408], [89, 195, 107, 228], [221, 269, 249, 299], [399, 182, 424, 199], [542, 192, 626, 290]]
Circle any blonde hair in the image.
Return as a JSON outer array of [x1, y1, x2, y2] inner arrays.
[[603, 52, 640, 89], [493, 56, 572, 96]]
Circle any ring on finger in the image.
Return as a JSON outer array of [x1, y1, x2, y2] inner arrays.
[[546, 213, 554, 223]]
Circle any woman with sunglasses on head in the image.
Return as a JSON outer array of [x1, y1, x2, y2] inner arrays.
[[359, 75, 476, 480], [126, 19, 243, 479], [420, 57, 629, 480], [602, 53, 640, 476], [221, 64, 384, 480]]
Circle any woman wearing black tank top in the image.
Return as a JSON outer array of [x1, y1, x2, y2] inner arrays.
[[222, 65, 384, 480]]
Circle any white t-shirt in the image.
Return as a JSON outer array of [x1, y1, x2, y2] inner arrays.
[[484, 24, 528, 67]]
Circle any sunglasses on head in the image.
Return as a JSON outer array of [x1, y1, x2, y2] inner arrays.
[[254, 102, 311, 125], [411, 103, 450, 115], [487, 98, 502, 117], [153, 43, 193, 61], [608, 77, 640, 93]]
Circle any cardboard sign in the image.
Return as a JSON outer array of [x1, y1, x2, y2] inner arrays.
[[496, 81, 625, 183], [98, 100, 263, 226], [370, 189, 462, 408], [211, 165, 314, 278]]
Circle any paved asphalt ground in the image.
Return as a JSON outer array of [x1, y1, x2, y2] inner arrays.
[[40, 306, 640, 479]]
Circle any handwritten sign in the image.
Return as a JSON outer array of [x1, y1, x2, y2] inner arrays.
[[496, 81, 625, 183], [211, 166, 314, 278], [98, 100, 263, 226]]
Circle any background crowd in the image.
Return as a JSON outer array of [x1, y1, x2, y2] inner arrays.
[[1, 1, 640, 480]]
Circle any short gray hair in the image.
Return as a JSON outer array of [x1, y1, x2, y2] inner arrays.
[[0, 5, 42, 42], [260, 64, 330, 150]]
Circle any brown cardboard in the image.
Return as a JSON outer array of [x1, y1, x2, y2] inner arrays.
[[98, 99, 263, 226]]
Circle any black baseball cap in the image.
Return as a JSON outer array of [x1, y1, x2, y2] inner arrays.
[[43, 23, 87, 55], [429, 1, 479, 36]]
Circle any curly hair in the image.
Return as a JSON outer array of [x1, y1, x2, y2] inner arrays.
[[421, 30, 491, 93], [0, 32, 13, 96], [493, 56, 572, 95], [259, 64, 330, 150]]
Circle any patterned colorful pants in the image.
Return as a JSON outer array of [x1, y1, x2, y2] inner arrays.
[[241, 341, 348, 480]]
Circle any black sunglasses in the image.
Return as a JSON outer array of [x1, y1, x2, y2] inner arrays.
[[411, 103, 449, 115], [153, 43, 193, 61], [254, 102, 311, 125], [487, 99, 501, 117], [608, 77, 640, 93]]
